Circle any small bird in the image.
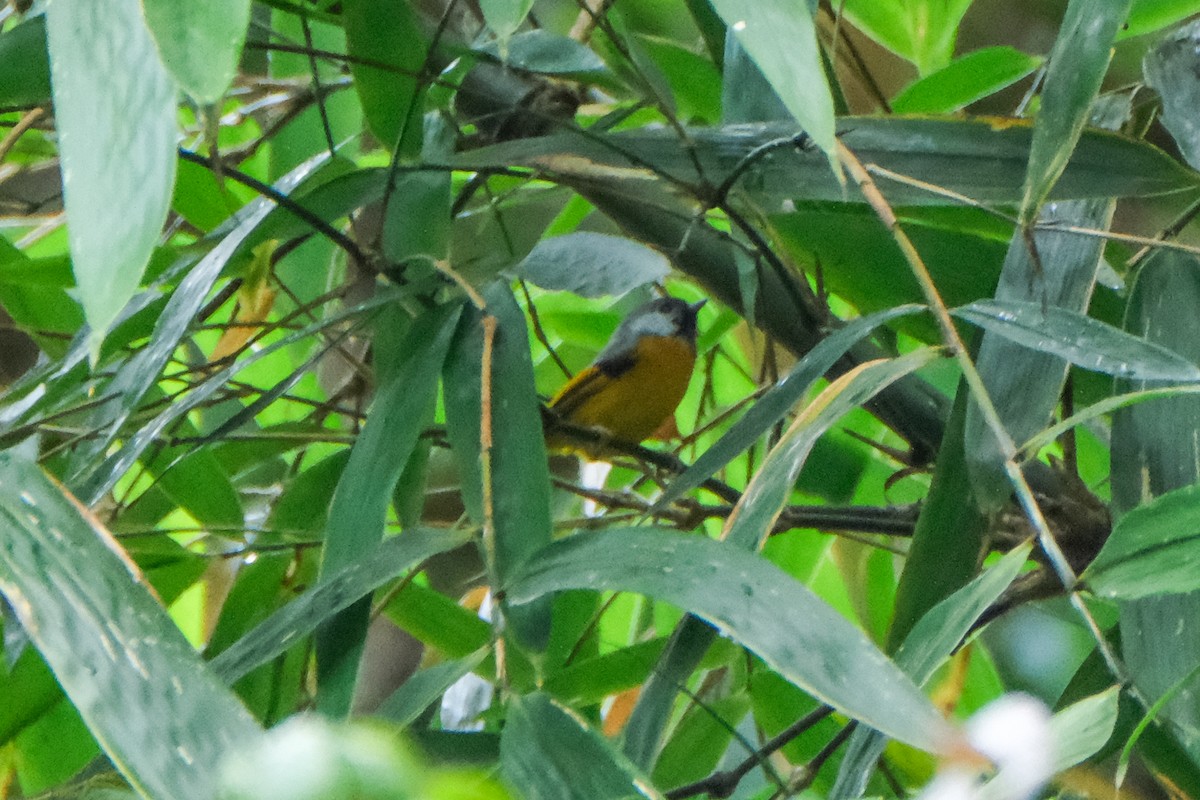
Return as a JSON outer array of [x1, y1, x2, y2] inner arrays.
[[545, 296, 706, 452]]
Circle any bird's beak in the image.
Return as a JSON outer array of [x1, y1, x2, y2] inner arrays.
[[689, 299, 707, 314]]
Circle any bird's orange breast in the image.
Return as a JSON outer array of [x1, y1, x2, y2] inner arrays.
[[550, 334, 697, 447]]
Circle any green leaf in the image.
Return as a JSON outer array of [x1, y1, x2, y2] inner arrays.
[[686, 0, 727, 67], [213, 529, 473, 684], [833, 544, 1034, 799], [507, 529, 953, 754], [0, 16, 51, 107], [453, 187, 572, 287], [0, 240, 84, 351], [443, 284, 554, 650], [252, 164, 387, 250], [517, 233, 671, 298], [1084, 484, 1200, 599], [1144, 19, 1200, 171], [315, 303, 463, 716], [501, 693, 663, 800], [842, 0, 973, 74], [637, 33, 722, 123], [382, 582, 493, 659], [0, 648, 65, 745], [724, 349, 939, 550], [475, 30, 607, 75], [953, 299, 1200, 381], [888, 387, 989, 650], [267, 450, 350, 535], [652, 692, 751, 789], [0, 454, 261, 800], [976, 688, 1119, 800], [383, 171, 451, 267], [479, 0, 535, 52], [964, 191, 1117, 510], [375, 648, 490, 727], [722, 35, 789, 123], [144, 437, 244, 529], [656, 305, 925, 510], [895, 544, 1033, 683], [1046, 687, 1120, 772], [451, 117, 1199, 206], [892, 47, 1044, 114], [46, 0, 178, 357], [1112, 248, 1200, 761], [1020, 0, 1131, 219], [342, 0, 425, 155], [544, 637, 672, 706], [622, 616, 720, 769], [141, 0, 251, 103], [1121, 0, 1200, 39], [706, 1, 837, 168]]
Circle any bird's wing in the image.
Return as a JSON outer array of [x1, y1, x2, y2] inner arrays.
[[548, 366, 609, 418]]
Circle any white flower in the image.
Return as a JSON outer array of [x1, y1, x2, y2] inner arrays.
[[920, 693, 1054, 800]]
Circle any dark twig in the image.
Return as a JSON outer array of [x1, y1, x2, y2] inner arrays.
[[300, 15, 337, 156], [177, 148, 371, 269], [666, 706, 836, 799]]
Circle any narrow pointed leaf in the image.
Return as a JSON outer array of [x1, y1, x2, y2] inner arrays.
[[0, 16, 51, 107], [507, 530, 953, 753], [1020, 0, 1131, 218], [475, 30, 607, 75], [656, 305, 924, 510], [976, 689, 1119, 800], [376, 647, 489, 727], [1121, 0, 1200, 40], [892, 47, 1044, 114], [213, 529, 473, 685], [443, 284, 554, 651], [315, 303, 463, 716], [47, 0, 178, 355], [1046, 688, 1121, 774], [517, 233, 670, 298], [833, 544, 1033, 799], [1085, 484, 1200, 599], [1144, 19, 1200, 171], [706, 0, 837, 167], [343, 0, 425, 155], [894, 543, 1033, 683], [622, 617, 718, 769], [1112, 249, 1200, 761], [0, 454, 261, 800], [965, 189, 1117, 510], [723, 349, 939, 550], [142, 0, 251, 103], [502, 692, 663, 800], [953, 299, 1200, 381], [450, 118, 1198, 206]]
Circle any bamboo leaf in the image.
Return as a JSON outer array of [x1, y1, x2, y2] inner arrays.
[[47, 0, 177, 356], [507, 530, 953, 753], [0, 454, 260, 800], [953, 299, 1200, 381]]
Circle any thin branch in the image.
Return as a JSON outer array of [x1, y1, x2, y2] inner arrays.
[[177, 148, 372, 269], [666, 706, 836, 799]]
